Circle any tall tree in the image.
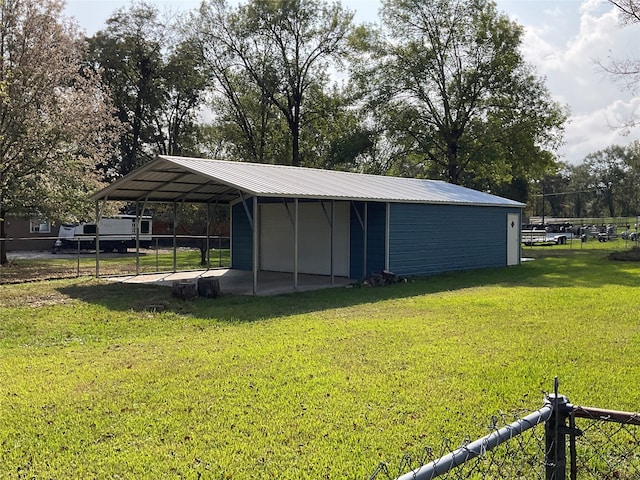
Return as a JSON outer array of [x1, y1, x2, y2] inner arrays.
[[351, 0, 567, 189], [152, 38, 210, 157], [584, 146, 628, 217], [566, 163, 594, 218], [205, 61, 290, 164], [619, 141, 640, 214], [537, 164, 573, 218], [562, 143, 640, 219], [196, 0, 354, 167], [88, 1, 209, 177], [88, 1, 165, 177], [0, 0, 117, 265]]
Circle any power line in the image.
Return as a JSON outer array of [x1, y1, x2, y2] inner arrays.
[[532, 188, 598, 197]]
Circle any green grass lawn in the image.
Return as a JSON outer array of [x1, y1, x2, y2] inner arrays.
[[1, 245, 640, 478]]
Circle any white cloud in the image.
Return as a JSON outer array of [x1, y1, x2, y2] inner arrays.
[[523, 2, 617, 78], [560, 96, 640, 162], [510, 0, 640, 163], [543, 7, 564, 17]]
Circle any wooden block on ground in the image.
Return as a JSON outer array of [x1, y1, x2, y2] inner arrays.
[[172, 281, 197, 300], [197, 277, 220, 298]]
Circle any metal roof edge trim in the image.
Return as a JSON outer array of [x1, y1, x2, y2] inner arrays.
[[87, 193, 525, 208], [251, 193, 524, 208]]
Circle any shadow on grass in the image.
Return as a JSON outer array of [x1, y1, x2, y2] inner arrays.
[[55, 248, 640, 323]]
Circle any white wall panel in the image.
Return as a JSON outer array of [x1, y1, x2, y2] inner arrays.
[[260, 201, 349, 276]]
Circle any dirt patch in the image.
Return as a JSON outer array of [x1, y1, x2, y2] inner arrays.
[[0, 284, 72, 308], [609, 247, 640, 262], [0, 261, 86, 284]]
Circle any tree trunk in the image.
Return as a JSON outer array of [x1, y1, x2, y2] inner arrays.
[[197, 277, 220, 298], [291, 103, 301, 167], [607, 192, 616, 217], [172, 281, 197, 300], [199, 244, 207, 267], [126, 95, 144, 175], [0, 207, 7, 265], [446, 140, 461, 184]]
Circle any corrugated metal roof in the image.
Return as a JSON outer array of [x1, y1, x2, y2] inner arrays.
[[91, 155, 525, 207]]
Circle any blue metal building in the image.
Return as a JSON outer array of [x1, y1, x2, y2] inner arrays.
[[92, 156, 524, 293]]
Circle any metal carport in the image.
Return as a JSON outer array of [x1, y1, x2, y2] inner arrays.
[[91, 155, 525, 295], [91, 156, 353, 295]]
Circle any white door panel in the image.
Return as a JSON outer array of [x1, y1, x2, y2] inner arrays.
[[260, 202, 350, 276], [507, 213, 520, 266]]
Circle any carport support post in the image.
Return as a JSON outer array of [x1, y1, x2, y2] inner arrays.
[[320, 200, 336, 285], [135, 201, 140, 275], [294, 198, 299, 290], [206, 202, 211, 268], [363, 202, 368, 280], [385, 202, 390, 271], [331, 200, 335, 285], [252, 196, 258, 295], [94, 197, 108, 278], [76, 238, 81, 277], [136, 198, 149, 275], [172, 202, 177, 272], [95, 201, 101, 278], [351, 201, 367, 281]]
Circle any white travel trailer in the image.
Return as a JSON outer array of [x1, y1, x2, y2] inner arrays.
[[53, 215, 153, 253]]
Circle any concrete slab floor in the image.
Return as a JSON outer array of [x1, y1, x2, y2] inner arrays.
[[104, 268, 353, 296]]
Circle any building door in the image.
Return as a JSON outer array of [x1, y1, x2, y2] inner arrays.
[[507, 213, 520, 266]]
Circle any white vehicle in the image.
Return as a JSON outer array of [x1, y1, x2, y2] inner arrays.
[[53, 215, 153, 253]]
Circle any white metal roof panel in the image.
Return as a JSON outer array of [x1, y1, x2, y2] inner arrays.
[[91, 155, 525, 208]]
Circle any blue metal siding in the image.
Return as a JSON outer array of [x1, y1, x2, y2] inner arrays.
[[231, 201, 253, 270], [366, 202, 386, 276], [350, 202, 364, 279], [350, 202, 387, 279], [389, 204, 517, 276], [231, 198, 516, 277]]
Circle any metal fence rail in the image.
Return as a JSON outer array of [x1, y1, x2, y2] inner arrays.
[[394, 404, 552, 480], [370, 410, 548, 480], [370, 382, 640, 480]]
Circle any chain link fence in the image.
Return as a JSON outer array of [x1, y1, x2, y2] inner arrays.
[[370, 386, 640, 480], [370, 408, 549, 480], [570, 405, 640, 479]]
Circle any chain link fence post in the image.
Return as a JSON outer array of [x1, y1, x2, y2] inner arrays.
[[545, 393, 572, 480]]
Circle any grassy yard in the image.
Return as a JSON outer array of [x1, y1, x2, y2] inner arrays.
[[1, 244, 640, 478]]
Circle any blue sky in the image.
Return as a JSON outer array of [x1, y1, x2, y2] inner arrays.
[[64, 0, 640, 166]]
